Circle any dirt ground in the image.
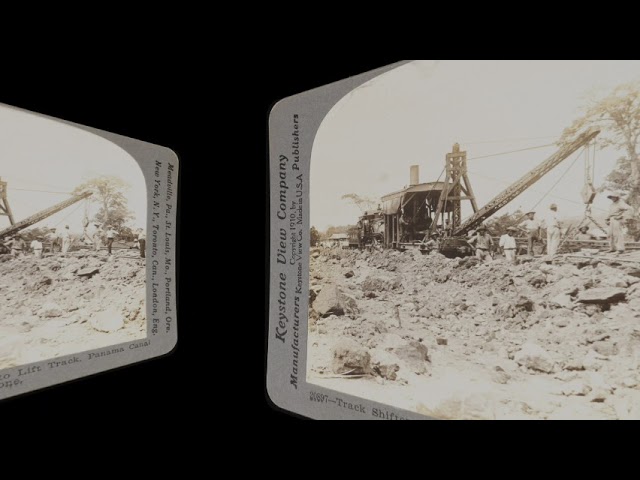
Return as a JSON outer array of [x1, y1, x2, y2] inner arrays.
[[307, 247, 640, 420], [0, 249, 146, 369]]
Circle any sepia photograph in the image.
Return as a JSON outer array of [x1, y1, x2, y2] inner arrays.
[[306, 61, 640, 420], [0, 105, 148, 371]]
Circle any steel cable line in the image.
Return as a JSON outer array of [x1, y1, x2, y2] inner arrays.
[[467, 143, 556, 161]]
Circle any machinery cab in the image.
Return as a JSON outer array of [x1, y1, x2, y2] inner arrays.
[[381, 167, 459, 249], [355, 209, 385, 248]]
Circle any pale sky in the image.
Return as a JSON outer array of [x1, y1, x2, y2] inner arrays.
[[0, 105, 146, 233], [311, 60, 640, 231]]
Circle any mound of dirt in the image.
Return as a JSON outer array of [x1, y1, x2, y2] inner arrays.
[[0, 250, 146, 369], [308, 247, 640, 420]]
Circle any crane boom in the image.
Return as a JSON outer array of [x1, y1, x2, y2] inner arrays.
[[453, 128, 600, 236], [0, 192, 92, 240]]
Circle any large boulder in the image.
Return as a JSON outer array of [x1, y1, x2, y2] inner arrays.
[[361, 273, 402, 293], [549, 294, 574, 310], [514, 343, 556, 373], [369, 348, 400, 380], [578, 288, 626, 304], [332, 339, 371, 375], [552, 278, 580, 296], [313, 286, 359, 317], [373, 333, 430, 375]]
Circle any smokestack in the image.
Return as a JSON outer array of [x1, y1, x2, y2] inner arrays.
[[410, 165, 419, 186]]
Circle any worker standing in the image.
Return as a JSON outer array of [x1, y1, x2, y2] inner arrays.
[[543, 204, 562, 256], [136, 228, 146, 258], [60, 225, 72, 253], [106, 226, 118, 255], [31, 237, 43, 258], [468, 226, 493, 263], [11, 235, 25, 257], [499, 227, 518, 264], [520, 211, 540, 256], [606, 192, 632, 254], [47, 228, 60, 253], [92, 223, 103, 252]]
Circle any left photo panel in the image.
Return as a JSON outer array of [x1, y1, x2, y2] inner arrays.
[[0, 105, 147, 371]]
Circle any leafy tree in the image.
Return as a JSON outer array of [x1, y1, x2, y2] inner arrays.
[[310, 226, 320, 247], [560, 82, 640, 209], [341, 193, 378, 213], [18, 227, 51, 244], [486, 209, 524, 235], [73, 176, 134, 228]]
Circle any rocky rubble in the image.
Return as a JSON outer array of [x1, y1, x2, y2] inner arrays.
[[0, 251, 146, 369], [307, 247, 640, 420]]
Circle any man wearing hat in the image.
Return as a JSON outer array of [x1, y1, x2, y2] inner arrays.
[[606, 192, 632, 254], [519, 211, 540, 256], [423, 232, 440, 252], [499, 227, 518, 264], [543, 204, 562, 256], [575, 226, 593, 241], [468, 226, 494, 263], [8, 234, 25, 257]]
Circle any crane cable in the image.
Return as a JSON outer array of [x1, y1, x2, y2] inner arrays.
[[11, 188, 72, 195], [463, 135, 561, 145], [505, 147, 586, 229], [466, 169, 608, 213], [524, 147, 586, 216], [52, 200, 86, 228], [467, 143, 556, 161]]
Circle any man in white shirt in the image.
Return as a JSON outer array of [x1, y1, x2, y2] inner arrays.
[[519, 211, 540, 256], [31, 237, 43, 258], [92, 223, 103, 252], [606, 193, 632, 254], [499, 227, 518, 264], [543, 204, 561, 256], [59, 225, 72, 253], [106, 226, 118, 255]]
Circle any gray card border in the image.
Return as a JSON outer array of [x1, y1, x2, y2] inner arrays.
[[0, 104, 178, 401], [266, 60, 440, 420]]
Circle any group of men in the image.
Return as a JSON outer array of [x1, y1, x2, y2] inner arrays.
[[2, 225, 73, 258], [1, 225, 147, 259], [424, 192, 634, 264], [516, 192, 632, 257]]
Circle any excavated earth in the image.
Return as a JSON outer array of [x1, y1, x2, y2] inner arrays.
[[308, 247, 640, 420], [0, 250, 146, 369]]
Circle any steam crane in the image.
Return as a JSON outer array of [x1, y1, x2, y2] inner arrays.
[[449, 128, 601, 237], [375, 128, 601, 254], [0, 190, 93, 240]]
